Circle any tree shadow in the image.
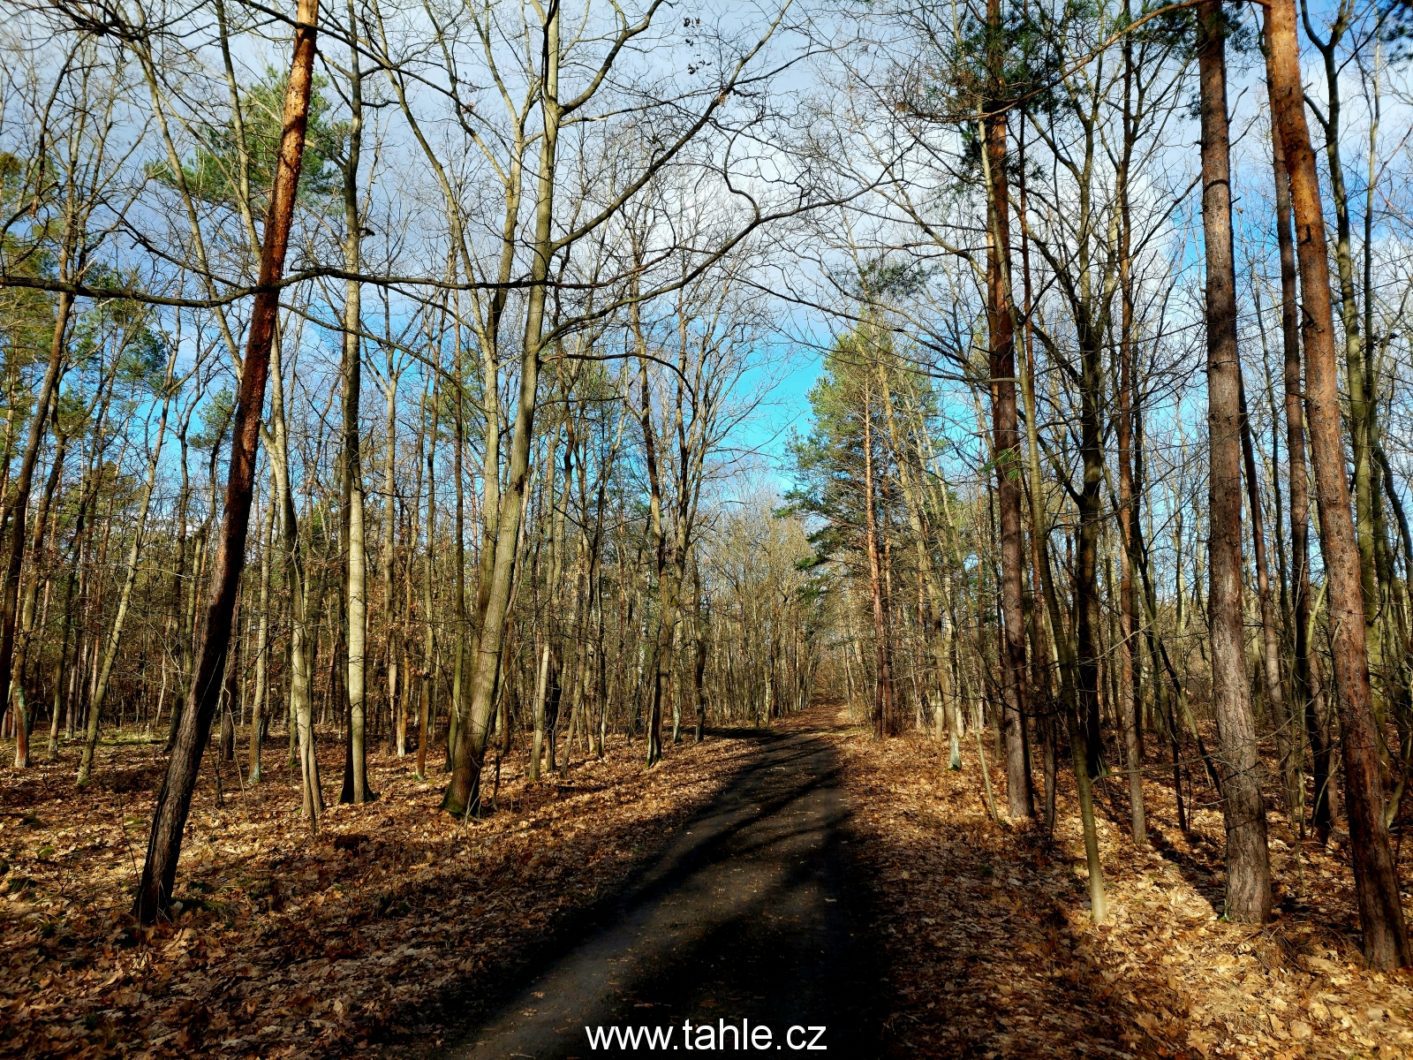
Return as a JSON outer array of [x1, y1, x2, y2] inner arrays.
[[1090, 772, 1225, 915], [834, 749, 1204, 1058], [1144, 821, 1225, 913], [392, 728, 883, 1057]]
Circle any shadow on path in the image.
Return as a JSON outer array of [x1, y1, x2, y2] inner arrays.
[[450, 723, 880, 1058]]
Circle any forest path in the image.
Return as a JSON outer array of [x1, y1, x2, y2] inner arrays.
[[454, 711, 880, 1058]]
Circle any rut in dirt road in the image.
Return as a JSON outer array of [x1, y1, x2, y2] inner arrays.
[[455, 721, 880, 1058]]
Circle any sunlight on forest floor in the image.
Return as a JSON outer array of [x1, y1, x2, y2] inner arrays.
[[830, 707, 1413, 1057], [3, 717, 1412, 1057], [0, 732, 758, 1055]]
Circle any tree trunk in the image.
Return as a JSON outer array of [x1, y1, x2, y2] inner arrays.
[[11, 430, 68, 768], [249, 500, 274, 784], [133, 0, 319, 924], [1114, 3, 1146, 844], [338, 0, 372, 805], [443, 5, 560, 815], [982, 13, 1033, 819], [1270, 132, 1330, 842], [861, 372, 894, 739], [1265, 0, 1410, 968], [1198, 0, 1271, 924], [78, 360, 177, 784], [417, 381, 438, 781], [1074, 310, 1105, 782], [0, 288, 73, 737], [1238, 373, 1296, 819]]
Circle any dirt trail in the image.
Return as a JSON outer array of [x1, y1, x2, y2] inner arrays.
[[455, 714, 879, 1058]]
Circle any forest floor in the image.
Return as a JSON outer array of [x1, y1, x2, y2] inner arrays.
[[0, 726, 763, 1056], [3, 710, 1412, 1057], [453, 713, 880, 1057], [834, 707, 1413, 1057]]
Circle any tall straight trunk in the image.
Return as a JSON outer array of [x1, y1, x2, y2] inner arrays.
[[48, 548, 79, 759], [443, 5, 560, 816], [269, 325, 323, 820], [925, 435, 967, 767], [880, 369, 952, 759], [12, 430, 68, 767], [339, 16, 372, 804], [249, 499, 275, 783], [530, 639, 550, 781], [646, 565, 677, 764], [1074, 307, 1105, 782], [0, 288, 72, 736], [1364, 50, 1413, 776], [1306, 8, 1383, 636], [1015, 118, 1060, 814], [638, 344, 664, 768], [1114, 0, 1146, 844], [982, 11, 1032, 818], [383, 350, 401, 755], [445, 355, 467, 774], [635, 305, 676, 767], [692, 557, 708, 742], [219, 611, 240, 762], [57, 458, 100, 749], [1271, 133, 1330, 842], [1265, 0, 1410, 968], [417, 382, 438, 781], [1198, 0, 1271, 923], [861, 372, 894, 738], [133, 0, 319, 924], [545, 415, 579, 763], [164, 427, 193, 752], [530, 418, 569, 778]]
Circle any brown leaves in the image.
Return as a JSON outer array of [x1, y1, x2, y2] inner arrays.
[[7, 715, 1411, 1057], [0, 731, 757, 1057], [827, 713, 1413, 1059]]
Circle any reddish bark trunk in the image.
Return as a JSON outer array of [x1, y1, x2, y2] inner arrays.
[[1264, 0, 1408, 967], [1270, 91, 1331, 845], [133, 0, 320, 924]]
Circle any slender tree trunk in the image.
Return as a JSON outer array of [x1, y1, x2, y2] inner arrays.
[[692, 558, 708, 742], [384, 351, 401, 756], [78, 368, 176, 785], [1265, 0, 1410, 968], [443, 6, 560, 815], [529, 638, 550, 781], [1198, 0, 1271, 923], [1074, 309, 1105, 782], [269, 328, 323, 821], [0, 288, 73, 736], [1307, 11, 1384, 641], [11, 430, 68, 767], [133, 0, 319, 924], [249, 500, 275, 784], [861, 373, 894, 738], [219, 612, 240, 763], [339, 28, 372, 803], [417, 382, 438, 781], [48, 555, 78, 760], [982, 16, 1033, 819], [1114, 5, 1146, 844], [1238, 373, 1296, 818], [1270, 119, 1330, 845]]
